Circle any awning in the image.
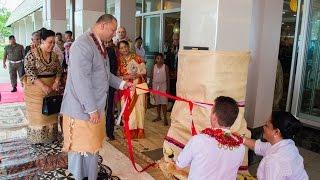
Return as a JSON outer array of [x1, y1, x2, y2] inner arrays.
[[5, 0, 43, 27]]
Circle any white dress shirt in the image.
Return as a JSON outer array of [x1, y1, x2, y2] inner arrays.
[[255, 139, 308, 180], [176, 133, 245, 180]]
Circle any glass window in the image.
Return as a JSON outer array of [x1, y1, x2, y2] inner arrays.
[[135, 17, 142, 38], [136, 0, 143, 15], [298, 0, 320, 119], [144, 0, 161, 13], [106, 0, 116, 16], [143, 15, 161, 77], [274, 0, 300, 111], [163, 12, 180, 54], [163, 0, 181, 10]]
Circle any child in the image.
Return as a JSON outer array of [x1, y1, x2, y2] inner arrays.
[[150, 53, 170, 126]]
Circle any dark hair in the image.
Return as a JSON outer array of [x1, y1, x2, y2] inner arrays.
[[39, 28, 55, 41], [135, 36, 143, 41], [65, 30, 73, 37], [154, 52, 164, 59], [9, 35, 15, 40], [56, 32, 62, 36], [213, 96, 239, 127], [96, 14, 117, 24], [271, 111, 302, 139], [117, 40, 129, 49]]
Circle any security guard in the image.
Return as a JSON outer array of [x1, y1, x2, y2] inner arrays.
[[3, 35, 24, 92]]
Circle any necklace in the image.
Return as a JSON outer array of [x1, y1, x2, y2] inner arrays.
[[201, 128, 243, 150], [90, 33, 107, 59]]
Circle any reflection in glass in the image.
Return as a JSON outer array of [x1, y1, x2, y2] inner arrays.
[[163, 13, 180, 55], [106, 0, 116, 16], [163, 0, 181, 10], [144, 0, 161, 12], [143, 15, 160, 77], [136, 0, 143, 14], [299, 0, 320, 119], [135, 17, 142, 38], [274, 0, 300, 111]]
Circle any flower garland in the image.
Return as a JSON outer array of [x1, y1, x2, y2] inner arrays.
[[90, 33, 107, 59], [201, 128, 243, 150]]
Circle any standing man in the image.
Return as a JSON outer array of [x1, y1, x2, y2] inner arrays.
[[61, 14, 131, 180], [3, 35, 24, 92], [105, 40, 118, 141], [64, 30, 74, 42], [113, 26, 133, 50]]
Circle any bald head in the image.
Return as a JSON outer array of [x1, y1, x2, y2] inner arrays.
[[93, 14, 118, 42], [117, 26, 127, 40], [172, 33, 179, 46], [96, 14, 117, 24]]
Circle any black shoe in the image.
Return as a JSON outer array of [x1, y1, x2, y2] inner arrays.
[[11, 87, 17, 92]]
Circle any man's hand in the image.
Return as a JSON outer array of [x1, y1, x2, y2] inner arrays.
[[41, 84, 52, 95], [3, 62, 7, 69], [123, 82, 134, 91], [89, 111, 101, 124]]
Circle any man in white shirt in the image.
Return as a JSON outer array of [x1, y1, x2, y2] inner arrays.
[[175, 96, 245, 180]]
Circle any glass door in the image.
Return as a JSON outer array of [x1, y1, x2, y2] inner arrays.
[[292, 0, 320, 125], [143, 15, 161, 77]]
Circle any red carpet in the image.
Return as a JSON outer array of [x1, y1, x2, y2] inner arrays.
[[0, 83, 24, 104]]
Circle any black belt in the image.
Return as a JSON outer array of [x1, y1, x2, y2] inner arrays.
[[37, 74, 56, 78]]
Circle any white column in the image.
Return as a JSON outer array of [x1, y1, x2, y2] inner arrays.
[[25, 15, 34, 46], [245, 0, 283, 128], [43, 0, 66, 33], [18, 20, 26, 46], [33, 10, 43, 31], [114, 0, 136, 40], [12, 23, 20, 43], [180, 0, 283, 128], [180, 0, 252, 51], [74, 0, 105, 38]]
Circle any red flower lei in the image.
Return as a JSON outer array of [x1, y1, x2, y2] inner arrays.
[[90, 33, 107, 59], [201, 128, 243, 150]]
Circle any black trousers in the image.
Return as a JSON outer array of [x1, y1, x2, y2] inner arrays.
[[106, 88, 116, 138]]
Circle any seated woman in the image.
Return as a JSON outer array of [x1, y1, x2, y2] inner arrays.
[[117, 40, 147, 139], [243, 111, 308, 180], [24, 28, 62, 144]]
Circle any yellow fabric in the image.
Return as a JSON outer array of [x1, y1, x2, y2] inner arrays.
[[24, 77, 58, 126], [163, 50, 251, 168], [136, 83, 149, 95], [62, 113, 106, 154]]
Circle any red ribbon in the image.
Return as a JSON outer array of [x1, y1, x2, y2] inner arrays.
[[123, 89, 157, 172], [122, 86, 245, 172]]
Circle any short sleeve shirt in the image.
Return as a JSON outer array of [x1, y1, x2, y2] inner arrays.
[[4, 44, 24, 61]]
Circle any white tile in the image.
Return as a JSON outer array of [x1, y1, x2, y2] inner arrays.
[[99, 141, 154, 180]]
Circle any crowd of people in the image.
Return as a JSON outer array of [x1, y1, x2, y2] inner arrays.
[[2, 13, 309, 180]]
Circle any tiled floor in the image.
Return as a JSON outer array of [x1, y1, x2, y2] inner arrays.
[[2, 102, 320, 179]]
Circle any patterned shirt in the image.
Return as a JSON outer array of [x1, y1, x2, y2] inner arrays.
[[24, 47, 62, 83], [4, 44, 24, 61]]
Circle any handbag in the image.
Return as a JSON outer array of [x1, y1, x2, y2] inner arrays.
[[42, 94, 63, 116]]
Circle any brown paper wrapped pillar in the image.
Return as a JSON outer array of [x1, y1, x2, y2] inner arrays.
[[161, 50, 252, 178]]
